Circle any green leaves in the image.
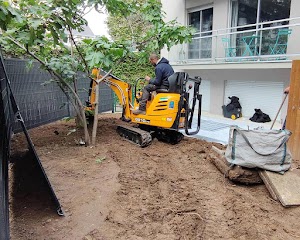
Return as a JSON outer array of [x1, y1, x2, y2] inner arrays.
[[0, 0, 193, 94], [139, 4, 195, 52], [0, 1, 22, 30], [29, 18, 43, 29], [82, 36, 130, 70], [0, 0, 88, 50], [112, 53, 154, 85], [90, 0, 132, 16], [95, 156, 106, 164], [85, 52, 107, 68], [107, 0, 194, 54], [107, 0, 151, 44], [46, 56, 78, 82]]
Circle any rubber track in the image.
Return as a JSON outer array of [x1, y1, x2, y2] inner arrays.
[[117, 125, 152, 147]]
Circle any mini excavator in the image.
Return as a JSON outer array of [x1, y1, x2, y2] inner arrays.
[[86, 68, 202, 147]]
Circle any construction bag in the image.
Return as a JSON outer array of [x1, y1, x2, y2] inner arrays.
[[225, 126, 292, 173]]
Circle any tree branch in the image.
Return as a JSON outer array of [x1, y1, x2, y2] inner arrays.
[[67, 25, 90, 75], [95, 57, 124, 84], [52, 77, 84, 124], [135, 35, 157, 50], [7, 36, 91, 144], [8, 36, 83, 108]]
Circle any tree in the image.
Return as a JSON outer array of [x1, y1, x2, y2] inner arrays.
[[107, 0, 149, 47], [0, 0, 194, 146], [108, 0, 195, 53]]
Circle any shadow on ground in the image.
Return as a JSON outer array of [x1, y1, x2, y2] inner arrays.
[[10, 150, 56, 222]]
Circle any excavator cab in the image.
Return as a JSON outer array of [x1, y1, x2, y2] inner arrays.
[[87, 69, 202, 147], [131, 72, 200, 128]]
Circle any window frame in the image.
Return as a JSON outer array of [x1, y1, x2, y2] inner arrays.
[[187, 6, 214, 60], [230, 0, 292, 28], [229, 0, 292, 56]]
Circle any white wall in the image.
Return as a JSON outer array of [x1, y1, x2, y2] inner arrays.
[[186, 0, 213, 9], [181, 68, 291, 122], [161, 0, 185, 23], [161, 0, 186, 59], [287, 0, 300, 57], [211, 0, 230, 59]]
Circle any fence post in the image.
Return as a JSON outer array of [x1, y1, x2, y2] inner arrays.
[[286, 60, 300, 161]]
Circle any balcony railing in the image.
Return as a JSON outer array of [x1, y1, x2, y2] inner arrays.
[[168, 17, 300, 65]]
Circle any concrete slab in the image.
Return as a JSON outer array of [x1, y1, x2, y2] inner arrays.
[[259, 169, 300, 207], [187, 112, 283, 145]]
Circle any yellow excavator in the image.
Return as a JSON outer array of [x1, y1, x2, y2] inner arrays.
[[86, 68, 202, 147]]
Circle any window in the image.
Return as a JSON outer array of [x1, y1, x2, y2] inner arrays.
[[260, 0, 291, 22], [231, 0, 291, 26], [188, 8, 213, 59], [231, 0, 291, 56], [231, 0, 258, 27]]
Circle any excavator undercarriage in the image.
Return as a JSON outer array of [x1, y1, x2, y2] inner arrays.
[[117, 124, 185, 147]]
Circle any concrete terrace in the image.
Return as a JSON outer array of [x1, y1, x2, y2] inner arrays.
[[185, 112, 283, 145]]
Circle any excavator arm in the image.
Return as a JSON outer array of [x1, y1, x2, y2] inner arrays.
[[89, 68, 133, 121]]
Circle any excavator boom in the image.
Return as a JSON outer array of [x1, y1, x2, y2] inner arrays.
[[88, 69, 152, 147]]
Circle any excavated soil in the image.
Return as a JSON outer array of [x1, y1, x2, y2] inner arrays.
[[9, 113, 300, 240]]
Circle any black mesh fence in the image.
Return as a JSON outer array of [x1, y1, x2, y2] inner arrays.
[[76, 73, 113, 114], [5, 59, 69, 132], [4, 58, 113, 132], [0, 56, 14, 240]]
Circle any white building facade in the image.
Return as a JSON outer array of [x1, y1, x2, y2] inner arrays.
[[161, 0, 300, 123]]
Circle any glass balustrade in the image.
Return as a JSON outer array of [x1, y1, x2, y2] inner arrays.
[[168, 17, 298, 64]]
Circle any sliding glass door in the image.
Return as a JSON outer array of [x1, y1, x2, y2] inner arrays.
[[231, 0, 291, 56], [259, 0, 291, 55]]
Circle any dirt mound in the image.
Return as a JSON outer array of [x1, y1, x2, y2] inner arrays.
[[9, 113, 300, 240]]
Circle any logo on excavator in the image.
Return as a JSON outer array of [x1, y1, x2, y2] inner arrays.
[[135, 118, 150, 123], [169, 101, 174, 109]]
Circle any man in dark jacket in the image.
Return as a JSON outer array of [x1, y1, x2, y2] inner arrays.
[[132, 53, 174, 115]]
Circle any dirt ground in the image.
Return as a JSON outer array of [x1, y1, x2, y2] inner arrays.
[[9, 113, 300, 240]]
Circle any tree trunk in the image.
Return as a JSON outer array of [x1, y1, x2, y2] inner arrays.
[[209, 146, 262, 184], [90, 68, 113, 146], [81, 106, 90, 146]]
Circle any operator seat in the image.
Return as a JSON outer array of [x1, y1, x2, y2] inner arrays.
[[156, 72, 188, 94]]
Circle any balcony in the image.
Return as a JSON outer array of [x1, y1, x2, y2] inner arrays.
[[168, 17, 300, 68]]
